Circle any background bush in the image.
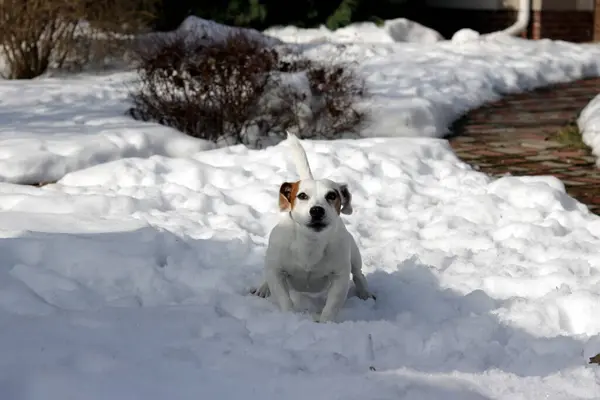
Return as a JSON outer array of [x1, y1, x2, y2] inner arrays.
[[150, 0, 416, 32], [0, 0, 79, 79], [128, 32, 368, 147], [0, 0, 157, 79]]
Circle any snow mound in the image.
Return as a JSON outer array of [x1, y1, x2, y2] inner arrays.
[[352, 34, 600, 139], [578, 92, 600, 167], [265, 18, 443, 44], [156, 15, 282, 47], [451, 28, 481, 43], [384, 18, 445, 44], [179, 16, 282, 46], [0, 74, 214, 184]]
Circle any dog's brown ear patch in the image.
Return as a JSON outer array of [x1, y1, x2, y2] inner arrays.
[[279, 181, 299, 211]]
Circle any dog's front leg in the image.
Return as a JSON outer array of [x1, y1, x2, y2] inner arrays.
[[350, 238, 375, 300], [319, 273, 350, 323], [265, 269, 294, 313]]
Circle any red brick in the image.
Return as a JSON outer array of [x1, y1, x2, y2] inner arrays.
[[569, 177, 600, 184], [596, 0, 600, 42], [531, 10, 593, 42]]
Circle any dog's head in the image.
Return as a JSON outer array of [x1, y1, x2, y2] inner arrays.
[[279, 179, 353, 232]]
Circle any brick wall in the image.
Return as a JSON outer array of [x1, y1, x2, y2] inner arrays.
[[595, 0, 600, 41], [531, 10, 594, 42]]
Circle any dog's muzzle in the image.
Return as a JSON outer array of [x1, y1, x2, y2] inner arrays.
[[307, 206, 328, 231]]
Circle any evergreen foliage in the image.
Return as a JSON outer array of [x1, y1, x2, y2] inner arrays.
[[150, 0, 414, 32]]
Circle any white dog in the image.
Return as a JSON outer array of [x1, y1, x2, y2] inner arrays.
[[251, 132, 374, 322]]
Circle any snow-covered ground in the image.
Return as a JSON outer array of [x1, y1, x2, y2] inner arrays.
[[0, 74, 213, 184], [2, 138, 600, 399], [2, 18, 600, 399], [578, 94, 600, 167]]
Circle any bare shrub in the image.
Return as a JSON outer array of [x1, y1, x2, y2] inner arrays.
[[65, 0, 157, 72], [307, 63, 367, 136], [0, 0, 157, 78], [127, 32, 368, 147], [272, 53, 367, 139], [129, 33, 280, 146], [0, 0, 81, 79]]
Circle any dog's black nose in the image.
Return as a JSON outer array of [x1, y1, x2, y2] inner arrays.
[[309, 206, 325, 220]]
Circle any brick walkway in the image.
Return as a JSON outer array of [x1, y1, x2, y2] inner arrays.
[[447, 78, 600, 215]]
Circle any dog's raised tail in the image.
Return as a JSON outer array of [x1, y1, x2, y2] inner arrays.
[[286, 131, 314, 180]]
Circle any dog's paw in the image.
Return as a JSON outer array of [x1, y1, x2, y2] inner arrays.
[[356, 289, 376, 301], [250, 282, 271, 298]]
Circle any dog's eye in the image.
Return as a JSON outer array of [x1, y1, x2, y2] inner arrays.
[[325, 191, 338, 201], [297, 192, 309, 200]]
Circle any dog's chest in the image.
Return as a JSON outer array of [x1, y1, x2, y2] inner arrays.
[[281, 244, 334, 293]]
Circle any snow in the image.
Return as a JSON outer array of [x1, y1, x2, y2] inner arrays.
[[177, 16, 282, 46], [265, 25, 600, 140], [265, 18, 444, 44], [0, 73, 214, 184], [0, 139, 600, 400], [330, 34, 600, 140], [1, 138, 600, 399], [139, 15, 283, 48], [578, 93, 600, 167], [451, 28, 481, 43], [2, 18, 600, 397]]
